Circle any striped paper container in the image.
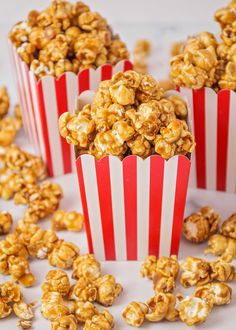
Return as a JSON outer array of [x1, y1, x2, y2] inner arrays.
[[179, 87, 236, 193], [74, 91, 191, 261], [9, 41, 133, 177]]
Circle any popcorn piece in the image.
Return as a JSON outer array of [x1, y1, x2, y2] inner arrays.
[[51, 210, 84, 232], [178, 296, 213, 326], [180, 256, 211, 287], [0, 211, 13, 235], [183, 206, 220, 243], [140, 255, 157, 280], [0, 281, 21, 303], [146, 293, 179, 322], [204, 234, 236, 262], [171, 41, 184, 57], [156, 255, 179, 278], [153, 276, 176, 294], [42, 270, 70, 296], [72, 254, 101, 280], [0, 87, 10, 119], [27, 228, 59, 259], [30, 59, 54, 78], [194, 282, 232, 305], [51, 315, 77, 330], [0, 117, 18, 147], [48, 240, 80, 269], [0, 298, 12, 318], [122, 302, 148, 327], [210, 259, 236, 282], [159, 80, 176, 91], [74, 301, 98, 323], [95, 274, 123, 306], [84, 310, 114, 330], [13, 300, 34, 320], [215, 2, 236, 28], [8, 256, 36, 287], [220, 213, 236, 239], [133, 39, 151, 74], [17, 320, 32, 329], [69, 277, 97, 302]]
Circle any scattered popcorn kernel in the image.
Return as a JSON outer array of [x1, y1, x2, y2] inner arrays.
[[204, 234, 236, 262], [13, 300, 34, 320], [0, 281, 21, 303], [51, 210, 84, 232], [75, 301, 98, 323], [27, 228, 59, 259], [51, 314, 78, 330], [69, 277, 97, 302], [122, 301, 148, 327], [8, 256, 35, 287], [180, 256, 211, 287], [84, 310, 114, 330], [210, 259, 236, 282], [0, 211, 13, 235], [72, 254, 101, 280], [0, 298, 12, 318], [48, 240, 80, 269], [42, 269, 70, 296], [156, 255, 179, 279], [140, 255, 157, 280], [194, 282, 232, 305], [146, 293, 179, 322], [220, 213, 236, 239], [17, 319, 32, 329], [183, 206, 220, 243], [153, 276, 176, 294], [95, 274, 123, 306], [0, 86, 10, 119]]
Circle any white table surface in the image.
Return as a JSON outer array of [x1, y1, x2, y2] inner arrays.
[[1, 1, 236, 329]]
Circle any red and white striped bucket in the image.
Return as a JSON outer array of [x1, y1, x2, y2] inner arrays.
[[9, 41, 133, 177], [74, 91, 191, 261], [179, 87, 236, 193]]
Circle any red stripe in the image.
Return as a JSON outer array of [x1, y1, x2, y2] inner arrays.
[[78, 69, 90, 94], [37, 81, 53, 177], [192, 88, 206, 188], [148, 156, 164, 257], [55, 74, 72, 174], [95, 157, 116, 260], [101, 64, 113, 81], [170, 156, 191, 255], [76, 157, 94, 253], [123, 60, 133, 71], [123, 156, 137, 260], [176, 86, 180, 92], [25, 66, 40, 154], [217, 90, 230, 191]]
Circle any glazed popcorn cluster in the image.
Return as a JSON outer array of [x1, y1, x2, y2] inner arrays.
[[59, 70, 195, 160], [171, 1, 236, 91], [133, 39, 151, 74], [0, 281, 35, 328], [40, 254, 122, 329], [9, 0, 129, 79], [51, 209, 84, 232], [122, 254, 234, 327], [0, 87, 22, 147]]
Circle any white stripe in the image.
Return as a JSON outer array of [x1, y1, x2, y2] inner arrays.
[[137, 157, 150, 260], [180, 87, 197, 189], [81, 155, 105, 260], [159, 157, 178, 256], [205, 87, 217, 191], [112, 60, 125, 74], [89, 68, 102, 91], [226, 91, 236, 192], [29, 72, 47, 159], [109, 156, 127, 260], [41, 76, 64, 176], [66, 72, 78, 173]]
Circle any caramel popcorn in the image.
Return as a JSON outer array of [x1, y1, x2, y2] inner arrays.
[[95, 274, 123, 306], [74, 301, 98, 323], [51, 315, 78, 330], [0, 211, 13, 235], [0, 298, 12, 318], [155, 255, 179, 278], [0, 117, 18, 147], [194, 282, 232, 305], [59, 70, 194, 160], [180, 256, 211, 287], [204, 234, 236, 262], [0, 281, 21, 303], [178, 296, 213, 326], [0, 86, 10, 119], [8, 256, 36, 287], [183, 206, 220, 243], [51, 210, 84, 232], [27, 228, 59, 259], [153, 276, 176, 294], [13, 300, 34, 320], [140, 255, 158, 280], [171, 41, 184, 57], [69, 277, 97, 302], [17, 320, 32, 329], [72, 254, 101, 280], [9, 0, 129, 79], [220, 213, 236, 239], [84, 310, 114, 330], [122, 302, 148, 327], [42, 270, 70, 296], [210, 259, 236, 282], [159, 80, 176, 91], [146, 293, 179, 322], [133, 39, 151, 74], [48, 240, 80, 269]]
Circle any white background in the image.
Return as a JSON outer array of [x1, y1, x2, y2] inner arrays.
[[1, 1, 236, 329]]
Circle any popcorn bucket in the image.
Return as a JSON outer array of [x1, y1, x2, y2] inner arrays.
[[74, 91, 191, 261], [178, 87, 236, 193], [9, 41, 133, 177]]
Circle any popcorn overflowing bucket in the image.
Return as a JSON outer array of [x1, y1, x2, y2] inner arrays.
[[74, 91, 191, 261], [9, 42, 133, 177], [178, 87, 236, 193]]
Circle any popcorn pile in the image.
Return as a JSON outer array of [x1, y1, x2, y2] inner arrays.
[[0, 281, 35, 328], [40, 254, 122, 329], [59, 70, 195, 160], [170, 1, 236, 91], [9, 0, 129, 79], [122, 254, 234, 327], [0, 87, 22, 147]]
